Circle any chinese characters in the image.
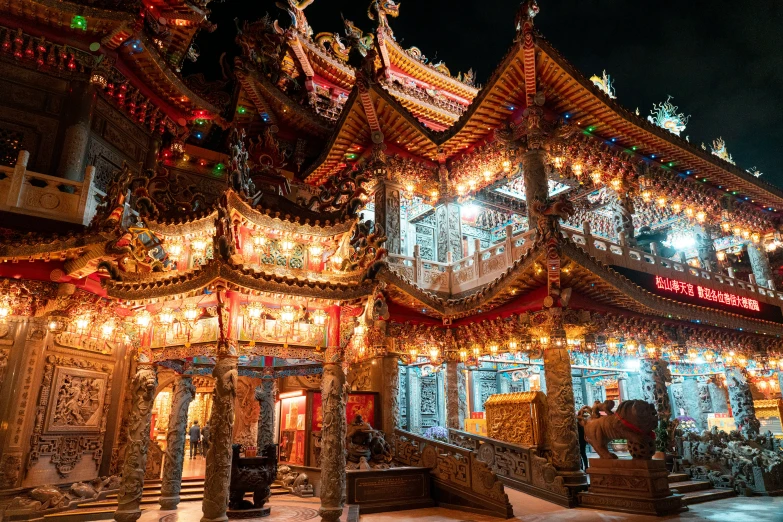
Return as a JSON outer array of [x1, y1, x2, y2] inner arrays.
[[654, 276, 760, 312]]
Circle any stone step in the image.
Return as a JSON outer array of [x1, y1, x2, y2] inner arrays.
[[681, 488, 736, 505], [669, 480, 712, 493], [667, 472, 689, 483]]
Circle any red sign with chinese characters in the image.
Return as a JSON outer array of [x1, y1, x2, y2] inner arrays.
[[655, 276, 760, 312]]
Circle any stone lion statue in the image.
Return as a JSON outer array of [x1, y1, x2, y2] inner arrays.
[[582, 400, 658, 459]]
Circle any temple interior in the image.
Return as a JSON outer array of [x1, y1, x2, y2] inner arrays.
[[0, 1, 782, 521]]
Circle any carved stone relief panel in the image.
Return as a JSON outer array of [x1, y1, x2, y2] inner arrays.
[[478, 373, 498, 412], [415, 225, 436, 261], [573, 377, 584, 408], [448, 204, 463, 259], [421, 376, 437, 416], [399, 366, 408, 429], [233, 377, 260, 447], [46, 367, 107, 432], [436, 206, 448, 263]]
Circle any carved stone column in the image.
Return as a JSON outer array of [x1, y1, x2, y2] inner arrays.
[[520, 148, 548, 223], [319, 346, 346, 522], [374, 179, 402, 255], [542, 342, 582, 473], [255, 376, 276, 449], [445, 360, 467, 431], [747, 243, 774, 289], [708, 380, 729, 413], [435, 203, 463, 263], [201, 355, 238, 522], [639, 358, 672, 421], [407, 366, 422, 434], [58, 81, 95, 181], [114, 364, 158, 522], [725, 367, 760, 437], [381, 355, 400, 442], [609, 192, 636, 246], [695, 227, 718, 272], [159, 376, 196, 510], [682, 377, 707, 431]]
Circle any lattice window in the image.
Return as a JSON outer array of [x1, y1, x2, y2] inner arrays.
[[0, 128, 23, 167]]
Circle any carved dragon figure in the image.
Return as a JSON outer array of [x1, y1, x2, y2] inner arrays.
[[275, 0, 315, 37], [130, 167, 208, 219], [367, 0, 400, 30], [531, 195, 575, 241], [332, 220, 387, 279], [581, 400, 658, 459], [342, 18, 375, 58], [301, 167, 368, 218], [315, 32, 350, 62]]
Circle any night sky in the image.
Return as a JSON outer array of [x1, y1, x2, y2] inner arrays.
[[186, 0, 783, 186]]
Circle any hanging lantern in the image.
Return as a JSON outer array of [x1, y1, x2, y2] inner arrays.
[[645, 342, 658, 358], [606, 337, 619, 355], [723, 350, 735, 366], [74, 314, 91, 333], [751, 232, 761, 244], [429, 346, 441, 364], [502, 160, 511, 172], [583, 334, 596, 354], [716, 250, 726, 262], [742, 229, 751, 240], [458, 347, 468, 362], [641, 189, 652, 203], [733, 226, 742, 237], [506, 335, 519, 353], [0, 297, 12, 319], [190, 237, 208, 257], [539, 335, 550, 347], [134, 310, 152, 329], [609, 177, 622, 191], [488, 342, 499, 357], [157, 307, 176, 328], [721, 222, 732, 233], [625, 339, 638, 355], [182, 303, 200, 324], [687, 347, 699, 361], [551, 327, 567, 348], [590, 170, 602, 185], [736, 353, 748, 368], [279, 305, 298, 324], [703, 350, 716, 363], [100, 319, 116, 339], [472, 343, 482, 359], [280, 236, 296, 256], [47, 316, 67, 333], [571, 163, 583, 177], [251, 232, 268, 252], [167, 238, 183, 261], [696, 211, 707, 223], [311, 309, 328, 326], [408, 345, 419, 363], [308, 243, 324, 258], [656, 196, 667, 209], [672, 201, 683, 214]]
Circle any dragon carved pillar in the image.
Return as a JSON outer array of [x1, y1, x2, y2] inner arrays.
[[370, 141, 402, 255], [747, 242, 774, 290], [318, 345, 346, 522], [114, 336, 157, 522], [725, 366, 760, 438], [381, 355, 400, 445], [159, 376, 196, 509], [201, 291, 239, 522], [639, 358, 672, 422], [255, 373, 276, 450], [445, 360, 467, 431]]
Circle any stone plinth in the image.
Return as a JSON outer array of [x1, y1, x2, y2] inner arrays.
[[227, 507, 270, 519], [579, 459, 685, 516]]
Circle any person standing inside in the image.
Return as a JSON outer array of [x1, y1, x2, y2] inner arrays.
[[201, 423, 211, 456], [189, 420, 201, 459]]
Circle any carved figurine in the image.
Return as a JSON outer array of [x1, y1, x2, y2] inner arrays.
[[582, 400, 658, 459], [345, 414, 393, 469]]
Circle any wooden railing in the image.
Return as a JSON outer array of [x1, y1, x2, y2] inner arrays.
[[394, 429, 513, 518], [0, 151, 104, 225]]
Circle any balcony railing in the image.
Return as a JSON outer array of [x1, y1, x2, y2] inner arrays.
[[386, 221, 783, 309], [0, 151, 105, 226]]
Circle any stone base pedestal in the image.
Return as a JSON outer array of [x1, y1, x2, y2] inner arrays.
[[227, 507, 270, 519], [579, 459, 685, 516]]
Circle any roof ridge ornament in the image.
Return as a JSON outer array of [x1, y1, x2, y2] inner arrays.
[[276, 0, 316, 38], [711, 137, 735, 165], [647, 95, 689, 136], [367, 0, 401, 34], [590, 70, 616, 99]]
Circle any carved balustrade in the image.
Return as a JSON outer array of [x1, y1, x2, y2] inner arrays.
[[386, 228, 536, 294], [394, 429, 513, 518], [562, 226, 783, 307], [0, 150, 105, 226], [448, 429, 581, 507]]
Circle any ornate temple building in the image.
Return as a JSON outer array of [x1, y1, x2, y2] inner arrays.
[[0, 1, 781, 520]]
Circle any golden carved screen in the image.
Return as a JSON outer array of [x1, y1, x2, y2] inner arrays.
[[484, 391, 546, 447]]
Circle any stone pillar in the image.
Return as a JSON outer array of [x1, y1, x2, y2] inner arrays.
[[708, 381, 729, 413], [114, 361, 158, 522], [542, 342, 582, 473], [159, 376, 196, 509], [639, 358, 672, 421], [520, 148, 548, 223], [747, 243, 774, 290], [58, 81, 96, 181], [725, 367, 760, 437], [255, 376, 276, 449], [695, 227, 718, 272], [374, 179, 403, 254], [202, 290, 239, 522], [381, 355, 400, 442], [609, 192, 636, 246], [498, 372, 511, 394], [319, 345, 346, 522], [435, 203, 463, 263], [445, 361, 466, 431], [408, 366, 422, 434], [201, 355, 238, 522], [682, 377, 707, 431]]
